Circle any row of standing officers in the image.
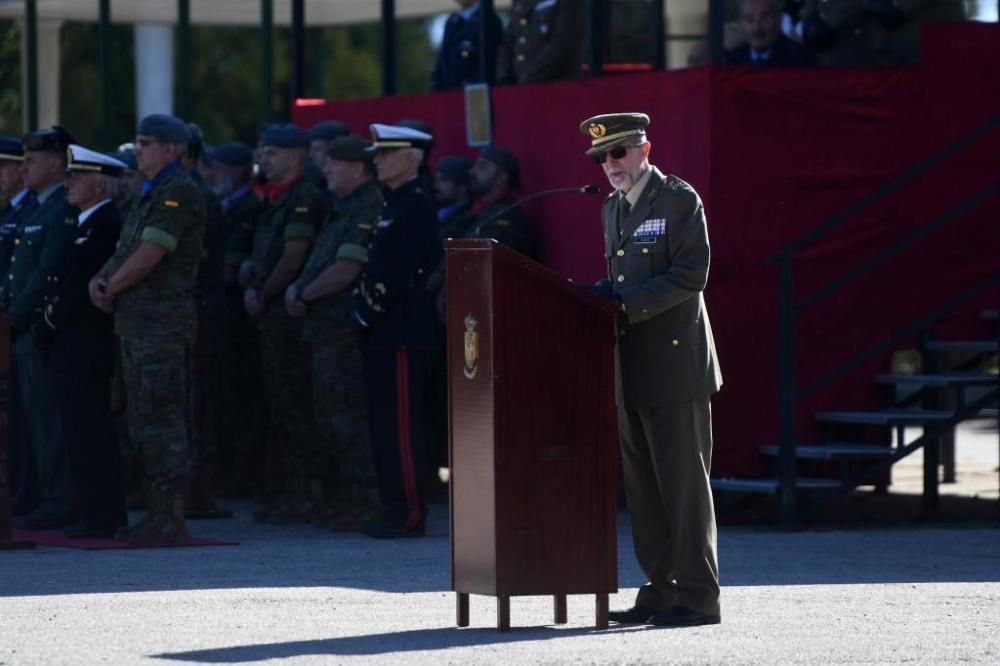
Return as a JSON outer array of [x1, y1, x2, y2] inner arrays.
[[1, 114, 535, 544]]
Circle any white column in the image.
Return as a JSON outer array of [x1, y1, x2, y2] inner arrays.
[[134, 23, 174, 120], [19, 19, 63, 130]]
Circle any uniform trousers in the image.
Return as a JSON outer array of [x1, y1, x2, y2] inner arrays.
[[15, 334, 74, 515], [618, 397, 720, 617], [362, 349, 429, 529], [120, 334, 192, 486], [7, 352, 40, 515], [51, 366, 125, 529]]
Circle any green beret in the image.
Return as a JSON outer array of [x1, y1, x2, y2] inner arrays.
[[325, 135, 373, 163], [308, 120, 349, 141], [211, 141, 254, 165], [578, 112, 650, 156], [260, 123, 309, 148], [479, 145, 519, 175], [137, 114, 190, 143]]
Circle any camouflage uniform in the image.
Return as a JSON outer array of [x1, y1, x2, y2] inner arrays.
[[104, 162, 206, 488], [219, 185, 266, 494], [249, 177, 327, 514], [292, 180, 381, 522]]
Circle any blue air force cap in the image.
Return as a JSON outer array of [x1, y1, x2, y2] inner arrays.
[[0, 136, 23, 163], [260, 123, 310, 148], [435, 155, 473, 185], [137, 114, 191, 143], [308, 120, 349, 142], [211, 141, 254, 165]]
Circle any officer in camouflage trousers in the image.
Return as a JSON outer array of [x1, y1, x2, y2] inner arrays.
[[90, 114, 206, 546], [286, 134, 382, 531], [243, 124, 328, 524]]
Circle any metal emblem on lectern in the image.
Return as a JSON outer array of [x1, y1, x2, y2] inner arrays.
[[463, 314, 479, 379]]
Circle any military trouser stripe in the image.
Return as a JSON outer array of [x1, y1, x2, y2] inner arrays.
[[395, 350, 421, 529]]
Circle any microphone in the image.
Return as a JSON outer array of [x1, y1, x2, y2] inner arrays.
[[473, 184, 601, 230]]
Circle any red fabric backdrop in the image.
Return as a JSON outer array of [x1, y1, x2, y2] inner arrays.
[[294, 23, 999, 478]]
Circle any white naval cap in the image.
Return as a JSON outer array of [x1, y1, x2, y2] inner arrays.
[[368, 123, 433, 151], [65, 144, 128, 177]]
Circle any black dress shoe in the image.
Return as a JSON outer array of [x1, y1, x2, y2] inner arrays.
[[360, 519, 425, 539], [63, 524, 119, 539], [608, 605, 657, 623], [648, 606, 721, 627]]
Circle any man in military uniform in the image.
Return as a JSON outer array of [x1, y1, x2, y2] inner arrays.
[[0, 136, 37, 517], [6, 126, 79, 530], [465, 145, 536, 258], [307, 120, 349, 173], [42, 146, 127, 538], [89, 114, 206, 545], [243, 124, 328, 523], [353, 123, 441, 538], [431, 1, 503, 91], [212, 141, 266, 495], [579, 113, 723, 627], [498, 0, 585, 84], [285, 135, 382, 531], [183, 122, 228, 513]]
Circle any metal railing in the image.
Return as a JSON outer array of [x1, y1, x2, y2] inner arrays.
[[767, 114, 1000, 527]]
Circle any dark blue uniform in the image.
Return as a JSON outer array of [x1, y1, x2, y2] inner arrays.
[[354, 178, 441, 534], [39, 201, 125, 534], [431, 6, 503, 91]]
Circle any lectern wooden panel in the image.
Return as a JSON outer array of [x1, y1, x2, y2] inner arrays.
[[446, 239, 617, 630]]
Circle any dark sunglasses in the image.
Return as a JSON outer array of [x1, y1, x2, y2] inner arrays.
[[592, 144, 638, 165]]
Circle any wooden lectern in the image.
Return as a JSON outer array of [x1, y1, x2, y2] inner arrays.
[[446, 239, 618, 631]]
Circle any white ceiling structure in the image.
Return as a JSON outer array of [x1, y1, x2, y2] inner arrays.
[[0, 0, 513, 26]]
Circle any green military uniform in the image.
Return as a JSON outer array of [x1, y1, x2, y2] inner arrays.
[[219, 185, 266, 494], [249, 176, 327, 518], [499, 0, 585, 84], [105, 162, 206, 489], [5, 182, 78, 526], [582, 114, 723, 626], [464, 198, 537, 259], [292, 178, 381, 525]]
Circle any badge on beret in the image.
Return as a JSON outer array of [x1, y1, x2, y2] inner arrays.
[[163, 200, 179, 208], [588, 123, 607, 139], [295, 207, 309, 213]]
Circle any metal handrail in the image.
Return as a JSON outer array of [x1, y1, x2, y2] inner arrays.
[[773, 116, 1000, 527]]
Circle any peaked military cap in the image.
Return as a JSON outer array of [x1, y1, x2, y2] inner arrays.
[[325, 135, 373, 163], [66, 144, 128, 177], [479, 145, 520, 175], [368, 123, 433, 151], [435, 155, 473, 185], [308, 120, 349, 141], [260, 123, 310, 148], [578, 112, 650, 156], [137, 114, 190, 143], [0, 136, 23, 162], [23, 125, 76, 153], [211, 141, 254, 165]]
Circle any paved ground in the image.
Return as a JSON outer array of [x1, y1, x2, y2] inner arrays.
[[2, 422, 997, 665]]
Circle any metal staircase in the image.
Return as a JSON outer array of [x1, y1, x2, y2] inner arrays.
[[711, 112, 1000, 527]]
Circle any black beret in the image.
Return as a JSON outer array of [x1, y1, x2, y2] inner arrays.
[[260, 123, 310, 148], [308, 120, 349, 141], [23, 125, 76, 153], [109, 149, 138, 171], [211, 141, 254, 166], [479, 145, 520, 175], [325, 135, 373, 163], [0, 136, 23, 162], [138, 114, 191, 143], [435, 155, 473, 185]]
